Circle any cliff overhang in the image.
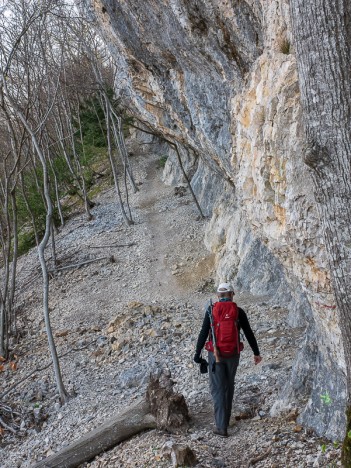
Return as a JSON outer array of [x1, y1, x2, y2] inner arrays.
[[79, 0, 346, 439]]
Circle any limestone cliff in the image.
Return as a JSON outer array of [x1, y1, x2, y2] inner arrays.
[[80, 0, 346, 439]]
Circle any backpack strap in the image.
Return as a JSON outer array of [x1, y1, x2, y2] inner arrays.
[[207, 300, 216, 341]]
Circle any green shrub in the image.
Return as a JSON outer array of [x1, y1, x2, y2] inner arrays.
[[17, 170, 47, 230], [158, 155, 168, 168], [18, 230, 37, 256], [279, 38, 290, 55]]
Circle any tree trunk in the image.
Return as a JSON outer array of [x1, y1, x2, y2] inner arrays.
[[110, 108, 138, 194], [75, 99, 93, 220], [34, 400, 155, 468], [0, 299, 7, 358], [0, 183, 11, 358], [104, 96, 133, 226], [50, 223, 57, 270], [9, 189, 18, 335], [47, 152, 65, 228], [110, 113, 133, 221], [1, 82, 69, 403], [19, 171, 39, 247], [289, 0, 351, 462]]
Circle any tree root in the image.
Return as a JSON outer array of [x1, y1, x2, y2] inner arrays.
[[246, 446, 272, 467]]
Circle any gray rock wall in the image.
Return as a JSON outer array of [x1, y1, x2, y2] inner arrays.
[[80, 0, 347, 439]]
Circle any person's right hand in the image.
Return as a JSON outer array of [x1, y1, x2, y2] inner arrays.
[[213, 346, 221, 363], [254, 355, 262, 365]]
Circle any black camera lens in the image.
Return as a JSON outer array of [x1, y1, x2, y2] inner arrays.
[[200, 359, 208, 374]]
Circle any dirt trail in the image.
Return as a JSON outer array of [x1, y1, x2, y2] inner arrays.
[[138, 158, 186, 298]]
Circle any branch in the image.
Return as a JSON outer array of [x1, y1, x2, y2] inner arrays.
[[48, 256, 114, 273], [0, 340, 96, 400], [1, 9, 45, 77], [87, 243, 135, 249], [246, 446, 272, 467], [0, 415, 17, 434]]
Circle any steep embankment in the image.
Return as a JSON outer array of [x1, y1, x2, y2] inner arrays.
[[79, 0, 346, 439], [0, 151, 340, 467]]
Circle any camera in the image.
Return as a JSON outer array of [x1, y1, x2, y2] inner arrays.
[[200, 358, 208, 374]]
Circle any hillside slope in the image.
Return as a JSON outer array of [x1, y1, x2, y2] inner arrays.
[[0, 151, 340, 467]]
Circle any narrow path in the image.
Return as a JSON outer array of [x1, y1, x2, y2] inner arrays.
[[138, 158, 184, 298], [132, 153, 215, 304]]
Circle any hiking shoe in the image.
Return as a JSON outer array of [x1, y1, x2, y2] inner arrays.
[[213, 428, 228, 437]]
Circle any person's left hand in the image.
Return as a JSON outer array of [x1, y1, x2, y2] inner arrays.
[[254, 355, 262, 365]]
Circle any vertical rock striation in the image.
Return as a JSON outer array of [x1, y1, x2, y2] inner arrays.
[[80, 0, 346, 438]]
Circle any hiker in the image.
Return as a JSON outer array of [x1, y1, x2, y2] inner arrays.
[[194, 282, 262, 437]]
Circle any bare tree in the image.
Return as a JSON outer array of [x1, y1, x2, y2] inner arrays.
[[66, 24, 137, 224], [104, 95, 133, 225], [1, 83, 69, 403], [0, 0, 69, 401], [0, 102, 24, 357], [0, 0, 137, 401]]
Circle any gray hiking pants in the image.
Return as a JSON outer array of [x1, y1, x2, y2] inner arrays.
[[208, 352, 240, 431]]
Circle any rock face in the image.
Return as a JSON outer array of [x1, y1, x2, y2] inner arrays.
[[81, 0, 346, 438]]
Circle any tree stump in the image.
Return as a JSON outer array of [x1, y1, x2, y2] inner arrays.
[[162, 442, 198, 467], [146, 368, 189, 430]]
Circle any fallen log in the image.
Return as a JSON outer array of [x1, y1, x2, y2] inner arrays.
[[87, 242, 136, 249], [35, 399, 155, 468], [34, 370, 189, 468]]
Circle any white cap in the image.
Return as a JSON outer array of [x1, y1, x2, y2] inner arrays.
[[217, 282, 234, 293]]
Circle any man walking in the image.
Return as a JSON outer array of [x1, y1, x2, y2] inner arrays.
[[194, 283, 262, 437]]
